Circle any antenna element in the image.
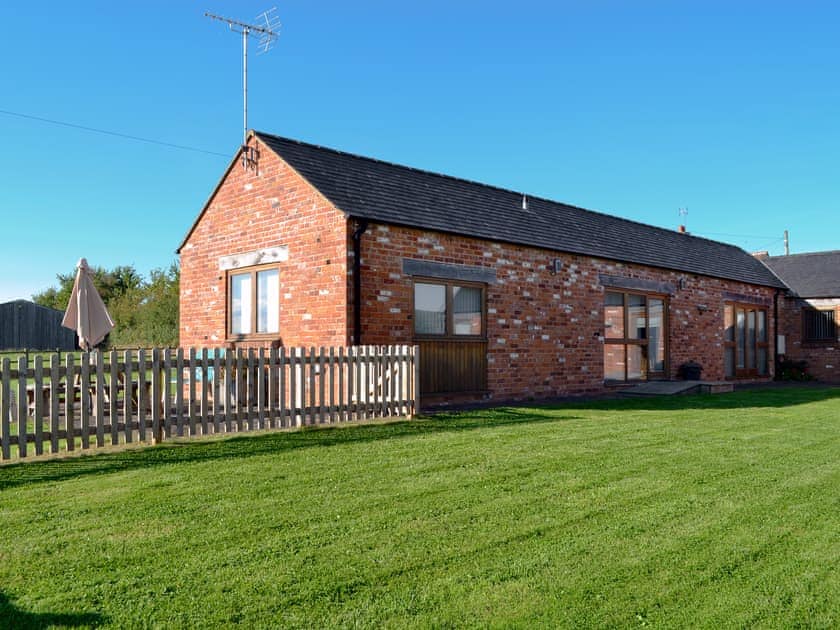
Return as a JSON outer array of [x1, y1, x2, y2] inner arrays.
[[205, 8, 281, 168]]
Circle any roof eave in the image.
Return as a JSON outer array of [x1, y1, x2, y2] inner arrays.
[[175, 136, 253, 254], [346, 213, 787, 290]]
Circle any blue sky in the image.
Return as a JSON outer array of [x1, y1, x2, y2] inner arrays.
[[1, 1, 838, 302]]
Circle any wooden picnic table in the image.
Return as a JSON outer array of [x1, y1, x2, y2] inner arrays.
[[26, 376, 154, 417]]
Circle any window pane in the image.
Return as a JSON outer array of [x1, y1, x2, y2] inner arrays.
[[628, 294, 647, 340], [604, 345, 625, 380], [231, 273, 252, 335], [257, 269, 279, 333], [724, 305, 735, 342], [747, 311, 756, 369], [648, 299, 665, 372], [604, 292, 624, 339], [737, 310, 746, 369], [725, 347, 735, 379], [757, 310, 767, 343], [804, 309, 836, 341], [415, 283, 446, 335], [627, 345, 647, 380], [757, 348, 768, 376], [453, 286, 482, 335]]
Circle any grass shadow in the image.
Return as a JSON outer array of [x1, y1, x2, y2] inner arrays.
[[520, 383, 840, 411], [535, 384, 840, 413], [0, 407, 576, 491], [0, 591, 105, 629], [2, 386, 836, 492]]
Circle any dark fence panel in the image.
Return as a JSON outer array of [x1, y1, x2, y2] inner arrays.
[[0, 301, 77, 351]]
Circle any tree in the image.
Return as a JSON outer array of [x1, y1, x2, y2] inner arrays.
[[33, 265, 142, 312], [109, 264, 179, 347], [33, 262, 179, 348]]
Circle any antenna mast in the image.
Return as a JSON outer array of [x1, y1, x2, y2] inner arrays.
[[206, 7, 281, 167]]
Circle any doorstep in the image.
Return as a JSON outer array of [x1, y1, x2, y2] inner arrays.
[[621, 380, 734, 397]]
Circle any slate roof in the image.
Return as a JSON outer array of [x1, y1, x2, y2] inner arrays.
[[762, 251, 840, 297], [202, 131, 786, 288]]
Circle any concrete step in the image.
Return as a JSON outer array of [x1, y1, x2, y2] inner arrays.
[[621, 380, 734, 397]]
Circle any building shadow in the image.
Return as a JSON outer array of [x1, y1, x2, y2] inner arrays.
[[0, 407, 576, 491], [0, 591, 105, 629], [1, 385, 836, 492], [560, 383, 840, 413]]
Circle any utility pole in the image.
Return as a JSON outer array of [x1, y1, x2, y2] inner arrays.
[[206, 8, 280, 168]]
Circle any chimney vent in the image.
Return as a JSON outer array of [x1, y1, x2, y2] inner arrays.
[[678, 225, 686, 233]]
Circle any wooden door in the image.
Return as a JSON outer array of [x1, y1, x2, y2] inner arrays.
[[413, 279, 488, 397], [417, 340, 487, 395]]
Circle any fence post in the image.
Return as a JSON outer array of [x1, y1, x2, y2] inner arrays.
[[1, 358, 10, 460], [109, 349, 119, 446], [49, 353, 60, 454], [257, 347, 266, 430], [123, 349, 133, 444], [94, 351, 105, 448], [163, 348, 173, 438], [137, 349, 147, 442], [412, 345, 420, 419], [152, 348, 162, 444], [65, 353, 75, 451], [188, 348, 197, 436]]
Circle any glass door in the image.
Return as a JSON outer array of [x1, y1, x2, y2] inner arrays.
[[604, 291, 668, 382], [724, 304, 769, 378]]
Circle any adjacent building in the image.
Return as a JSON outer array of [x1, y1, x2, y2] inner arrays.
[[762, 251, 840, 382]]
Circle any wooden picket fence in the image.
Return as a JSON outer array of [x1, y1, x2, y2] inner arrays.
[[0, 345, 419, 461]]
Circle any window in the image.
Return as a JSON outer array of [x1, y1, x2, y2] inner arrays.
[[803, 308, 836, 342], [723, 303, 769, 378], [603, 291, 667, 382], [228, 266, 279, 337], [413, 280, 484, 338]]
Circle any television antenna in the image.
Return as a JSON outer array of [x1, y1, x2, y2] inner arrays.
[[205, 7, 281, 167]]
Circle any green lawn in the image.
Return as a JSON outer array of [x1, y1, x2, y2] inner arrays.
[[1, 386, 838, 628]]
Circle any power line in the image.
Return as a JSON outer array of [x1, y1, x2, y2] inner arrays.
[[0, 108, 230, 158]]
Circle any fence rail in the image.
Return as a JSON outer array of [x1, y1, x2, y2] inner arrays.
[[0, 345, 419, 461]]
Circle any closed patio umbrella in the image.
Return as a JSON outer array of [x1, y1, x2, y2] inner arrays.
[[61, 258, 115, 350]]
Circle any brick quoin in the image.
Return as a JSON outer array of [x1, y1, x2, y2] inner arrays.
[[180, 136, 779, 401]]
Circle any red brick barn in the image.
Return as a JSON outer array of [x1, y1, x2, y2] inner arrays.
[[178, 131, 786, 403]]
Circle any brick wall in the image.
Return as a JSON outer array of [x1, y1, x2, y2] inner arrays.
[[778, 296, 840, 382], [179, 136, 350, 350], [357, 223, 777, 400]]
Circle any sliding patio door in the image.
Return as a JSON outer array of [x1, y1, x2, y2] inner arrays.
[[724, 304, 769, 378], [604, 292, 668, 382]]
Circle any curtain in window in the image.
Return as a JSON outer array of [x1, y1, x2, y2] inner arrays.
[[415, 283, 446, 335], [453, 286, 482, 335]]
